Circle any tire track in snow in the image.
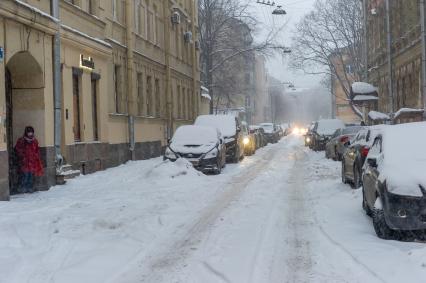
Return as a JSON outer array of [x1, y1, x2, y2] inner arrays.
[[117, 140, 297, 283]]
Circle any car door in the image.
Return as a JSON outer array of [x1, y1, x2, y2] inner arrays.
[[363, 137, 382, 208]]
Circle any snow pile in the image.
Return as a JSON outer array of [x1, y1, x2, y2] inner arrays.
[[379, 122, 426, 196], [170, 125, 218, 154], [316, 119, 345, 135], [351, 82, 378, 95], [145, 158, 204, 180], [201, 93, 212, 100], [195, 115, 237, 137], [393, 108, 424, 119], [368, 110, 390, 121]]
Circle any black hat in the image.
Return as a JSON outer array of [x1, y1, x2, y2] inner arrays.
[[24, 126, 34, 135]]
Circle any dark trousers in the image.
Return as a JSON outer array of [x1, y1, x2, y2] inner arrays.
[[19, 172, 34, 193]]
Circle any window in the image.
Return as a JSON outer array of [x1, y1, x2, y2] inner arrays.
[[88, 0, 97, 15], [155, 78, 161, 117], [73, 73, 81, 142], [137, 73, 144, 115], [177, 86, 181, 118], [112, 0, 117, 20], [182, 87, 186, 119], [113, 65, 122, 113], [91, 78, 99, 141], [146, 76, 153, 116]]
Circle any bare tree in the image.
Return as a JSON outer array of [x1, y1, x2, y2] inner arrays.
[[199, 0, 286, 113], [290, 0, 363, 106]]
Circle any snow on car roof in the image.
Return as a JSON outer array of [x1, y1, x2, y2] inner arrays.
[[194, 115, 237, 137], [379, 122, 426, 196], [172, 125, 218, 145], [316, 119, 345, 135], [351, 82, 378, 95]]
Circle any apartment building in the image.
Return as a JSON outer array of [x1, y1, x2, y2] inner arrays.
[[0, 0, 200, 200]]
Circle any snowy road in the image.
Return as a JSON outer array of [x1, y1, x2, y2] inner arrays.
[[1, 136, 426, 283]]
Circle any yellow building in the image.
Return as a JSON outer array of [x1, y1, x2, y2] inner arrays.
[[0, 0, 200, 200]]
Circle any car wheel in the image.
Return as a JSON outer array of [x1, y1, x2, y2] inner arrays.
[[353, 165, 362, 189], [214, 159, 222, 175], [372, 198, 395, 240], [341, 161, 348, 184], [362, 187, 373, 217]]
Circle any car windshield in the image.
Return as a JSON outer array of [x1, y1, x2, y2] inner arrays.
[[260, 123, 274, 133], [172, 125, 218, 145], [342, 126, 364, 135]]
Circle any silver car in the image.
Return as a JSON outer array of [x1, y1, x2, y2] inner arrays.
[[325, 126, 364, 161]]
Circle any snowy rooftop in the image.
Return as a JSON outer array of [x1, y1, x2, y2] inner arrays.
[[368, 111, 390, 121], [351, 82, 378, 95], [393, 108, 424, 119], [352, 95, 378, 102]]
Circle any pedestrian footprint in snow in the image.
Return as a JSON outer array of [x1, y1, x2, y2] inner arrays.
[[14, 126, 44, 193]]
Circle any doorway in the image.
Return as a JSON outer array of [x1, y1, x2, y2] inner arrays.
[[5, 51, 45, 194]]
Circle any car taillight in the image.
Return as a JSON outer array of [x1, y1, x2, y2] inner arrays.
[[340, 136, 349, 143], [361, 146, 370, 157]]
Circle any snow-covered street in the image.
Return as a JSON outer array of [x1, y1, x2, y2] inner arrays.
[[1, 135, 426, 283]]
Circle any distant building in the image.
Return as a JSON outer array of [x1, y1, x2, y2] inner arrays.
[[253, 55, 269, 124], [329, 51, 361, 124]]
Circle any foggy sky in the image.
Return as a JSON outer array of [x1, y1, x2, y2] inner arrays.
[[250, 0, 321, 88]]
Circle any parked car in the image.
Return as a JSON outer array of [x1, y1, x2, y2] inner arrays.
[[164, 125, 226, 174], [257, 127, 268, 147], [304, 122, 315, 147], [341, 126, 384, 188], [259, 123, 279, 144], [311, 119, 345, 151], [325, 126, 364, 161], [242, 122, 256, 156], [249, 125, 263, 150], [362, 122, 426, 239], [276, 125, 284, 138], [194, 114, 244, 163]]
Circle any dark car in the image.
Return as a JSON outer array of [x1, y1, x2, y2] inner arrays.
[[341, 126, 383, 188], [311, 119, 345, 151], [164, 125, 226, 174], [259, 123, 279, 144], [362, 122, 426, 239], [249, 125, 263, 149], [325, 126, 364, 161], [195, 114, 244, 163], [304, 122, 315, 147]]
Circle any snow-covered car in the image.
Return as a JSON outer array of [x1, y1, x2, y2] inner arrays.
[[325, 126, 364, 161], [311, 119, 345, 151], [341, 126, 384, 188], [164, 125, 226, 174], [259, 123, 279, 144], [194, 115, 244, 163], [362, 122, 426, 239]]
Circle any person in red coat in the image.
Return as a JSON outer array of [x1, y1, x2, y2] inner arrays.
[[14, 126, 44, 193]]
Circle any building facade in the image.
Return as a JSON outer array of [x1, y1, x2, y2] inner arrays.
[[252, 54, 269, 124], [365, 0, 423, 119], [0, 0, 200, 200], [329, 52, 362, 123]]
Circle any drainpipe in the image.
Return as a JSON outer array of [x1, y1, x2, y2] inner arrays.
[[421, 0, 426, 119], [52, 0, 62, 169], [385, 0, 394, 113], [191, 1, 198, 121], [163, 0, 172, 139], [125, 0, 135, 160], [362, 0, 368, 81]]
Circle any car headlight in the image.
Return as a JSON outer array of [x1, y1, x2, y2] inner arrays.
[[306, 137, 311, 143], [243, 137, 250, 145], [204, 148, 218, 159], [164, 148, 177, 159]]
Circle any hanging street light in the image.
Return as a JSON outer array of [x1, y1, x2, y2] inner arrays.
[[272, 5, 286, 15]]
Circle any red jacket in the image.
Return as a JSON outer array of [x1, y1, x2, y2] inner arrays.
[[14, 137, 44, 176]]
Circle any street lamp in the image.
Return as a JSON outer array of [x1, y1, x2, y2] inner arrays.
[[272, 6, 286, 15]]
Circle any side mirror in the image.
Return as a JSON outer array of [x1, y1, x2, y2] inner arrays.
[[344, 141, 350, 147], [367, 157, 377, 168], [167, 138, 171, 144], [236, 127, 241, 132], [220, 139, 223, 144]]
